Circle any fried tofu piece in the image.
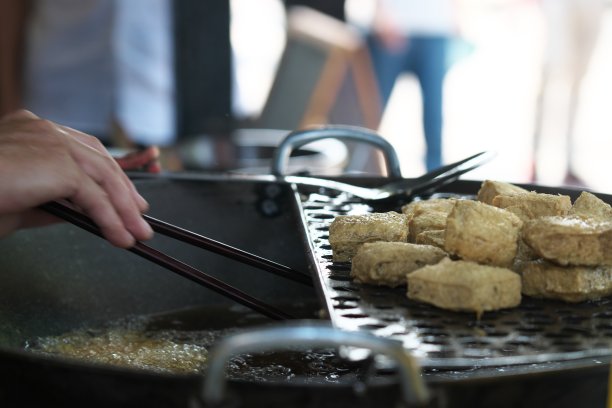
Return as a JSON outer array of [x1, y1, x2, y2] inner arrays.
[[402, 199, 456, 243], [512, 238, 539, 273], [401, 198, 457, 219], [328, 212, 408, 262], [351, 242, 447, 287], [569, 191, 612, 220], [491, 192, 571, 222], [407, 258, 521, 316], [522, 216, 612, 266], [477, 180, 528, 205], [415, 230, 446, 250], [408, 211, 448, 243], [444, 200, 523, 267], [501, 205, 536, 223], [521, 260, 612, 302]]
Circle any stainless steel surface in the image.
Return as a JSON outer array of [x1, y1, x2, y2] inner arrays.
[[201, 321, 428, 406], [294, 182, 612, 370], [271, 125, 403, 178]]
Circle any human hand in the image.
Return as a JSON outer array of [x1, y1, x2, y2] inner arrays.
[[115, 146, 162, 173], [0, 110, 153, 247]]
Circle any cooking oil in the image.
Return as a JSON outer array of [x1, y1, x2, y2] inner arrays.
[[24, 307, 364, 384]]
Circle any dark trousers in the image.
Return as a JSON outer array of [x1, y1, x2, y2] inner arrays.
[[367, 34, 450, 170]]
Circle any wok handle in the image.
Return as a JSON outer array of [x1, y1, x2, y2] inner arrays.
[[271, 125, 403, 178], [197, 321, 429, 407]]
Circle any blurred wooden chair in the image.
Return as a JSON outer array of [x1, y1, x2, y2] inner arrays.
[[254, 6, 386, 175]]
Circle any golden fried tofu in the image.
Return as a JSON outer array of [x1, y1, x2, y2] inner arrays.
[[444, 200, 523, 267], [401, 198, 457, 219], [415, 230, 446, 250], [500, 205, 536, 223], [407, 258, 521, 316], [351, 242, 446, 287], [408, 211, 448, 243], [569, 191, 612, 220], [521, 259, 612, 302], [328, 212, 408, 262], [477, 180, 528, 205], [491, 192, 571, 221], [512, 238, 539, 273], [522, 216, 612, 266]]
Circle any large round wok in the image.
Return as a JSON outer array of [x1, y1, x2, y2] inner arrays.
[[0, 176, 609, 408], [1, 126, 610, 407]]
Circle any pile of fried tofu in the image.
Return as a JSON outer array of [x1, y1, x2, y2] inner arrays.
[[328, 180, 612, 316]]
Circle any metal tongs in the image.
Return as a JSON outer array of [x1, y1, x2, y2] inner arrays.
[[280, 150, 493, 201], [271, 126, 495, 201]]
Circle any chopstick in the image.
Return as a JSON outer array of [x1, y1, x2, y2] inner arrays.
[[142, 214, 312, 286], [40, 201, 295, 321]]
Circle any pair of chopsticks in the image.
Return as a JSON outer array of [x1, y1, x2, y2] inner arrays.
[[40, 201, 312, 321]]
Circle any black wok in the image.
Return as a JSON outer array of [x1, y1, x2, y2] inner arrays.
[[0, 177, 610, 408]]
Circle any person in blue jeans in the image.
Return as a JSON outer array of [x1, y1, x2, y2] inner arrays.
[[365, 0, 457, 171]]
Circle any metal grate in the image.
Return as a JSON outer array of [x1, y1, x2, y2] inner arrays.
[[298, 188, 612, 369]]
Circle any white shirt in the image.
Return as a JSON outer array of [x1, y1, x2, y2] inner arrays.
[[24, 0, 176, 146], [380, 0, 456, 36]]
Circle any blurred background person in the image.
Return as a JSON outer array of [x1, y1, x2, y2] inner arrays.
[[0, 0, 176, 148], [364, 0, 460, 171], [532, 0, 606, 186]]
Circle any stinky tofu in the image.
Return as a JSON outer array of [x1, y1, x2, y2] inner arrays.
[[401, 198, 457, 219], [351, 242, 446, 287], [408, 211, 448, 243], [521, 260, 612, 302], [407, 258, 521, 316], [415, 229, 446, 250], [444, 200, 523, 267], [512, 238, 539, 273], [522, 216, 612, 266], [491, 192, 571, 221], [569, 191, 612, 220], [477, 180, 528, 205], [328, 212, 409, 262]]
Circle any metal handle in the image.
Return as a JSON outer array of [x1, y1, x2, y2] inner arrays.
[[199, 321, 429, 406], [271, 125, 403, 178]]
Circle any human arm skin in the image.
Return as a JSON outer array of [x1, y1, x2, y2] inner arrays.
[[0, 110, 154, 248]]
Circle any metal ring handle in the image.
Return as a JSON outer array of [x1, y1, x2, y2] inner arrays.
[[271, 125, 403, 178], [200, 321, 428, 406]]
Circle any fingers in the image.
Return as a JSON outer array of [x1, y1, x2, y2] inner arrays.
[[62, 134, 153, 244], [60, 125, 150, 212], [115, 146, 161, 173], [70, 178, 138, 248]]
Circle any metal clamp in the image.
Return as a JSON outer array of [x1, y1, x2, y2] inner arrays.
[[199, 321, 429, 406], [271, 125, 403, 178]]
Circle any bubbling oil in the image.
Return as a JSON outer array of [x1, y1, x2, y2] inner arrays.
[[27, 327, 211, 374], [24, 314, 230, 374], [24, 310, 364, 383]]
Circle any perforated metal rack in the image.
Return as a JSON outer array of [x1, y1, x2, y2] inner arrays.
[[293, 185, 612, 369]]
